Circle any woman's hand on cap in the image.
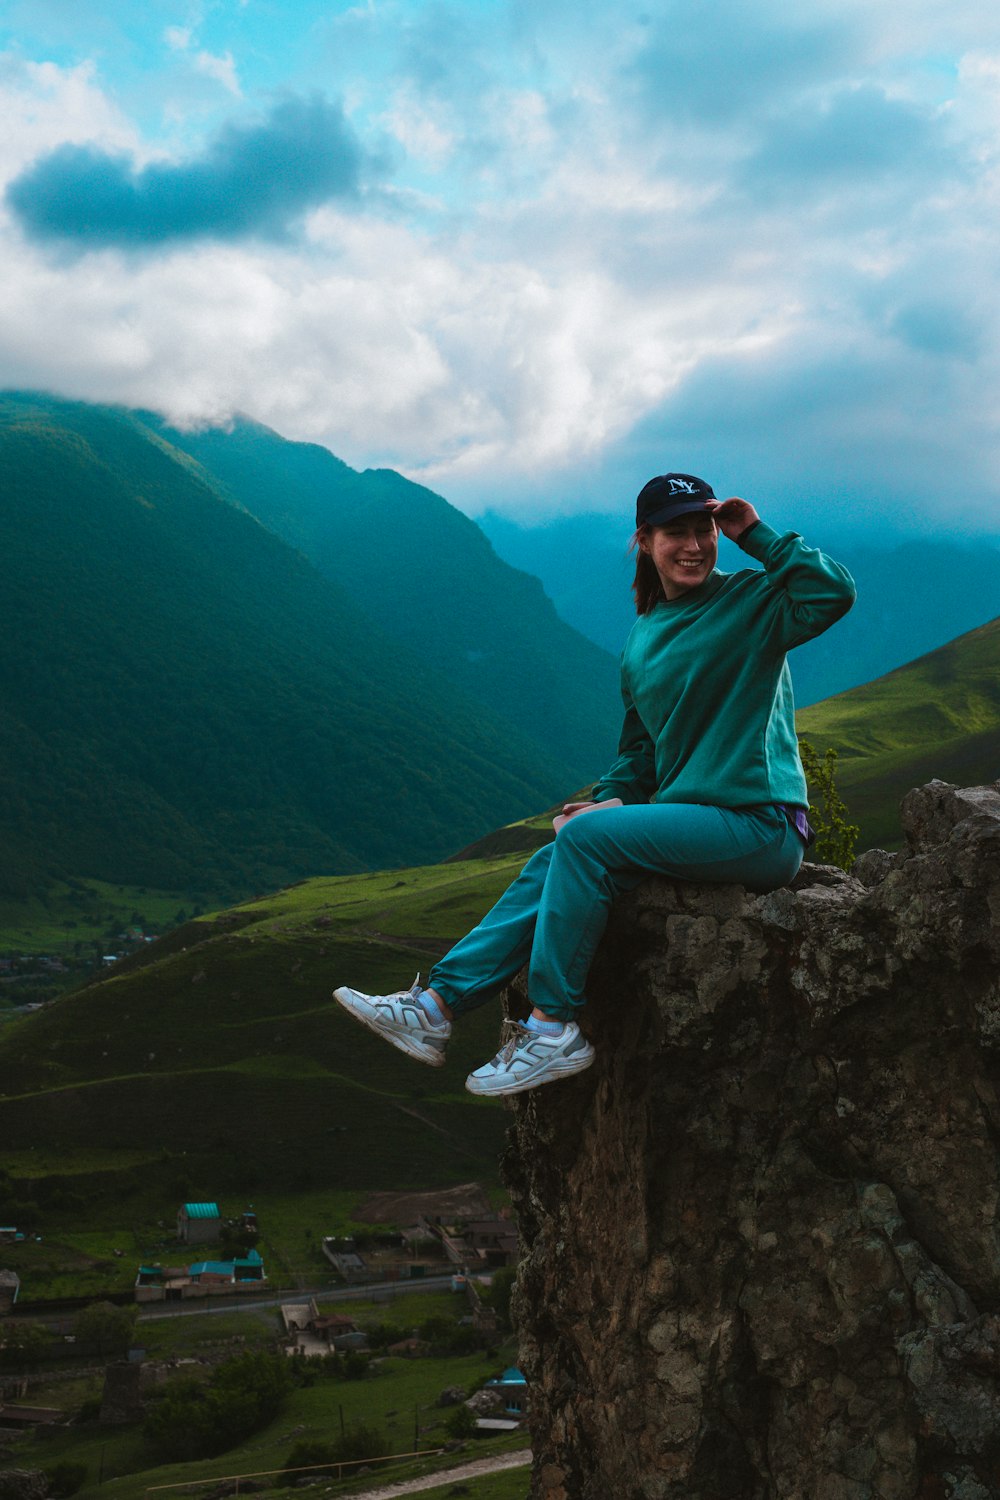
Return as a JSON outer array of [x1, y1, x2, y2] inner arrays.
[[705, 497, 760, 542]]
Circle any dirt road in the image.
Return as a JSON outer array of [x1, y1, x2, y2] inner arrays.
[[351, 1447, 531, 1498]]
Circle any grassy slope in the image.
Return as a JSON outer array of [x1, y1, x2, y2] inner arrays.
[[0, 852, 542, 1229], [15, 1364, 530, 1500], [0, 879, 192, 952], [797, 615, 1000, 847]]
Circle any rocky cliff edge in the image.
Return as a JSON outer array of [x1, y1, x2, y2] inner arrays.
[[503, 780, 1000, 1500]]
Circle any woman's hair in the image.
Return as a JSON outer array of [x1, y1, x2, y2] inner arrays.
[[630, 526, 663, 615]]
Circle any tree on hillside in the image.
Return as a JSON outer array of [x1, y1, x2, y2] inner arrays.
[[144, 1350, 291, 1462], [74, 1301, 137, 1359], [0, 1321, 52, 1370], [798, 740, 860, 871]]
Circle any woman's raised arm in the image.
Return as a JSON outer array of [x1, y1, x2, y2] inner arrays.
[[710, 498, 856, 648]]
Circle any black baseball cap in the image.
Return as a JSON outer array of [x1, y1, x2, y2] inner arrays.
[[635, 472, 716, 528]]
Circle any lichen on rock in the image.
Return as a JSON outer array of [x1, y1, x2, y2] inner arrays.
[[502, 780, 1000, 1499]]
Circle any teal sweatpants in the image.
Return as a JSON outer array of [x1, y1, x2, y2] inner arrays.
[[428, 802, 804, 1022]]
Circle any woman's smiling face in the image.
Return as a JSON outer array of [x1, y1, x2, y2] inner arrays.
[[641, 513, 719, 600]]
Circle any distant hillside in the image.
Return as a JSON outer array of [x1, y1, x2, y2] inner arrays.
[[0, 392, 591, 903], [0, 855, 528, 1206], [156, 417, 621, 787], [797, 616, 1000, 847], [481, 510, 1000, 706]]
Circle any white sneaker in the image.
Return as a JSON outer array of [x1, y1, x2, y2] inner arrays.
[[465, 1020, 595, 1097], [332, 975, 451, 1067]]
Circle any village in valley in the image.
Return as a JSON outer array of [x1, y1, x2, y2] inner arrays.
[[0, 1183, 529, 1496], [0, 931, 163, 1013]]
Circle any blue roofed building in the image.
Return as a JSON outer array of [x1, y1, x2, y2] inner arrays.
[[135, 1248, 266, 1303], [189, 1249, 265, 1285], [176, 1202, 222, 1245], [484, 1366, 529, 1416]]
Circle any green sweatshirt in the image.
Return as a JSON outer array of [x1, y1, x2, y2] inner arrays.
[[591, 522, 856, 810]]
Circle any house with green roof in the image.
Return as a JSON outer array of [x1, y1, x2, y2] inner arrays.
[[189, 1249, 265, 1284], [484, 1366, 529, 1416], [135, 1249, 266, 1303], [176, 1201, 222, 1245]]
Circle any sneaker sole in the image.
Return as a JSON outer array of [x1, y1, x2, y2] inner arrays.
[[465, 1047, 595, 1097], [332, 987, 448, 1067]]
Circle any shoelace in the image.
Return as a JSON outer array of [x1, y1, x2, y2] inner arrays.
[[375, 974, 422, 1008], [491, 1019, 532, 1068]]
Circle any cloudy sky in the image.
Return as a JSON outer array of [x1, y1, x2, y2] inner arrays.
[[2, 0, 999, 531]]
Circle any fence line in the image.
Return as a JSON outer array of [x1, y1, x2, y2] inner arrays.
[[143, 1445, 445, 1496]]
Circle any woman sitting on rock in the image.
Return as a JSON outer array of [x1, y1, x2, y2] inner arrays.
[[334, 473, 856, 1098]]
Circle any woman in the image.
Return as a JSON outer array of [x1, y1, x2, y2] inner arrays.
[[334, 472, 855, 1098]]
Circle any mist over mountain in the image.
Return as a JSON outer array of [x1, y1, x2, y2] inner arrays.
[[0, 392, 618, 904], [480, 510, 1000, 707]]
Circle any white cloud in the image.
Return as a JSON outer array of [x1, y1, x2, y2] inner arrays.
[[381, 89, 455, 166], [0, 186, 807, 493], [0, 56, 139, 182], [164, 26, 193, 52], [1, 11, 1000, 532], [160, 21, 241, 100], [193, 49, 241, 97]]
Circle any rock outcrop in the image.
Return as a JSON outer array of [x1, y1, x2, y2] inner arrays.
[[0, 1474, 48, 1500], [502, 781, 1000, 1500]]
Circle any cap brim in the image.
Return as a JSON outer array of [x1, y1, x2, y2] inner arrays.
[[643, 498, 716, 527]]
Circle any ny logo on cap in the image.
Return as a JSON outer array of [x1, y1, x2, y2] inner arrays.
[[666, 478, 698, 494]]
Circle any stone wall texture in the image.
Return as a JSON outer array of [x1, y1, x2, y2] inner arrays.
[[502, 781, 1000, 1500], [0, 1474, 48, 1500]]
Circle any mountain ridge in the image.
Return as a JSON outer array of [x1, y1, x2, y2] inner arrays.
[[154, 412, 622, 788], [0, 391, 604, 903]]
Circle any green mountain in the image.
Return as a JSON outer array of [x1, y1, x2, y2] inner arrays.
[[0, 392, 617, 905], [154, 415, 621, 787], [797, 615, 1000, 847]]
